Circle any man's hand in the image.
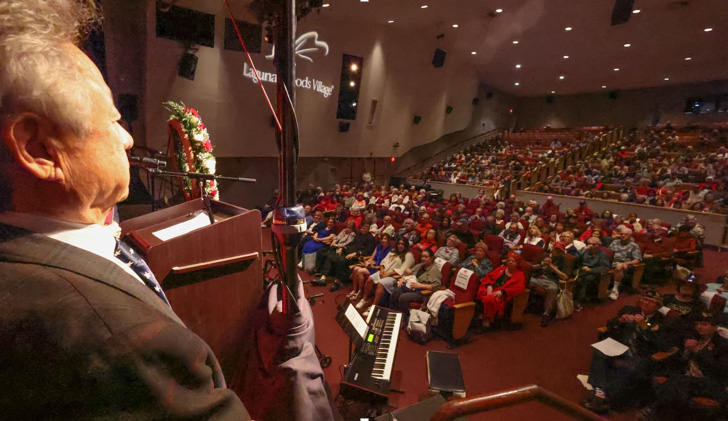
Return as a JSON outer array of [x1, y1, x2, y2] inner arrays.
[[619, 314, 635, 323], [404, 269, 413, 276], [644, 254, 652, 259], [581, 266, 591, 272], [346, 252, 357, 259], [486, 285, 493, 295], [685, 339, 699, 353], [336, 248, 343, 255]]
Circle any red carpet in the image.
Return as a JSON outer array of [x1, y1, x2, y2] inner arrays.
[[263, 228, 727, 420]]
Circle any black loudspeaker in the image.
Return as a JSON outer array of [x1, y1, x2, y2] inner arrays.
[[472, 98, 480, 106], [336, 54, 364, 120], [432, 48, 447, 68], [338, 121, 351, 132], [118, 94, 138, 122], [270, 115, 277, 128], [446, 106, 454, 114], [611, 0, 635, 26], [546, 95, 554, 104], [486, 91, 494, 99], [178, 52, 198, 80], [609, 90, 619, 99], [413, 115, 422, 124]]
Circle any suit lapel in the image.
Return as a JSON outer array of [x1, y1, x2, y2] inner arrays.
[[0, 223, 183, 325]]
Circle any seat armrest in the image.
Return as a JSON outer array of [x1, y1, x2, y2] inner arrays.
[[652, 347, 679, 361], [453, 301, 476, 310]]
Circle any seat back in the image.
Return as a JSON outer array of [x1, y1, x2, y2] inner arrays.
[[601, 246, 615, 264], [469, 218, 485, 232], [521, 244, 545, 264], [449, 268, 479, 305], [519, 219, 530, 233], [561, 254, 576, 278], [434, 258, 453, 288], [484, 234, 504, 254]]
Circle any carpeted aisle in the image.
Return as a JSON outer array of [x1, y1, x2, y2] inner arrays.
[[265, 225, 726, 421]]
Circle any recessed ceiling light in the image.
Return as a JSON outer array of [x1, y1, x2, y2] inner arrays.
[[563, 55, 569, 59], [624, 43, 631, 47], [471, 51, 477, 55], [351, 64, 358, 71], [664, 77, 670, 81], [602, 85, 607, 89], [514, 82, 520, 86], [513, 40, 519, 44], [613, 68, 620, 71], [559, 75, 565, 80], [551, 90, 556, 94], [632, 9, 640, 14], [322, 3, 330, 7], [704, 28, 713, 32], [495, 8, 503, 13], [685, 57, 692, 60], [349, 81, 356, 87], [421, 5, 428, 8], [515, 64, 521, 68], [565, 26, 573, 31], [453, 24, 459, 28]]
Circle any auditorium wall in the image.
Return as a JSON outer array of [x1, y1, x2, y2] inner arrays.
[[140, 0, 480, 159], [515, 80, 728, 129]]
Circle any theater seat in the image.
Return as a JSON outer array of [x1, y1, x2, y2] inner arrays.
[[506, 261, 532, 326], [442, 269, 480, 341]]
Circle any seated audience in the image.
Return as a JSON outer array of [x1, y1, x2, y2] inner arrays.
[[395, 218, 420, 245], [413, 229, 438, 253], [389, 249, 442, 313], [559, 231, 585, 257], [583, 291, 671, 414], [348, 233, 393, 301], [457, 241, 494, 278], [521, 225, 546, 248], [499, 222, 522, 252], [301, 218, 336, 257], [574, 237, 611, 309], [608, 226, 643, 300], [477, 252, 526, 329], [435, 234, 461, 264], [375, 215, 396, 238], [529, 242, 570, 327], [646, 312, 728, 421], [356, 238, 415, 310]]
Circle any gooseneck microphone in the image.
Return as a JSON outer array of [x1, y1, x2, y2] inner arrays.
[[129, 156, 167, 168]]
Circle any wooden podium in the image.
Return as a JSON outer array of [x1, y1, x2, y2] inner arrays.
[[120, 198, 263, 384]]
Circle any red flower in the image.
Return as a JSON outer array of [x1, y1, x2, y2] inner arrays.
[[209, 180, 215, 187], [210, 189, 218, 197], [203, 140, 212, 152], [189, 108, 199, 118], [199, 122, 206, 130]]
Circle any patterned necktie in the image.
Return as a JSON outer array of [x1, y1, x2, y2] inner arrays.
[[114, 239, 171, 307]]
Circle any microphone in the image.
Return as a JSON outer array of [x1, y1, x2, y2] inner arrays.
[[129, 156, 167, 168]]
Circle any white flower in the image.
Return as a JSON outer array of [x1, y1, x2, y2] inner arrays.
[[204, 158, 216, 174], [193, 132, 204, 142], [190, 116, 199, 126]]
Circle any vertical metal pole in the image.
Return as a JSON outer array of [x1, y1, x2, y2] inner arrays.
[[271, 0, 304, 314]]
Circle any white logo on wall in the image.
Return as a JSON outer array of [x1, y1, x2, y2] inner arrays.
[[242, 31, 335, 98]]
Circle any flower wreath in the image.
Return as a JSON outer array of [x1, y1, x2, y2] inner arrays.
[[164, 101, 219, 200]]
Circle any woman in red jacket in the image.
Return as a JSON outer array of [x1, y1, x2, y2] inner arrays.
[[477, 252, 526, 328]]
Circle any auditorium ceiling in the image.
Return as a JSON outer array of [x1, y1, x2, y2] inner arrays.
[[317, 0, 728, 97]]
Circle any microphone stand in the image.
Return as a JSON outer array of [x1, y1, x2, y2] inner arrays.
[[148, 168, 257, 220], [270, 0, 305, 315]]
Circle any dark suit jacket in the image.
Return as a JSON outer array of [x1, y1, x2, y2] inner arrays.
[[0, 223, 249, 419]]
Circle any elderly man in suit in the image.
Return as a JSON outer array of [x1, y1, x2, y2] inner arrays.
[[0, 2, 335, 420]]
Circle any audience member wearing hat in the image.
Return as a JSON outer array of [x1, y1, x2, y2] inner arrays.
[[476, 252, 526, 330], [583, 290, 672, 414], [646, 310, 728, 421]]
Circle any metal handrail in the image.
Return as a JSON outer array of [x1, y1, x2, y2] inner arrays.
[[430, 384, 606, 421]]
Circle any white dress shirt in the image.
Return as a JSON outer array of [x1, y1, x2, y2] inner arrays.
[[0, 211, 145, 286]]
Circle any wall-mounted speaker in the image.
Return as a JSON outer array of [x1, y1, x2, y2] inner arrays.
[[336, 54, 364, 120], [156, 5, 215, 47], [413, 115, 422, 124], [445, 106, 454, 114], [432, 48, 447, 68], [472, 98, 480, 106], [338, 121, 351, 132], [608, 90, 619, 100], [178, 52, 198, 80]]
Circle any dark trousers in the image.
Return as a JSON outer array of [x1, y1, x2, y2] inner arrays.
[[574, 272, 600, 304], [643, 257, 671, 285], [587, 349, 654, 409], [389, 285, 423, 313]]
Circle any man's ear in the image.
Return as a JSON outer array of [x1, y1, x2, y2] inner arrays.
[[1, 113, 64, 182]]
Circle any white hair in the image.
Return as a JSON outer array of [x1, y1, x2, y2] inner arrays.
[[0, 0, 99, 136]]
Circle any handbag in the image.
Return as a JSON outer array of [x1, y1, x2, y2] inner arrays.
[[407, 308, 432, 344], [556, 272, 575, 319], [302, 251, 317, 271]]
